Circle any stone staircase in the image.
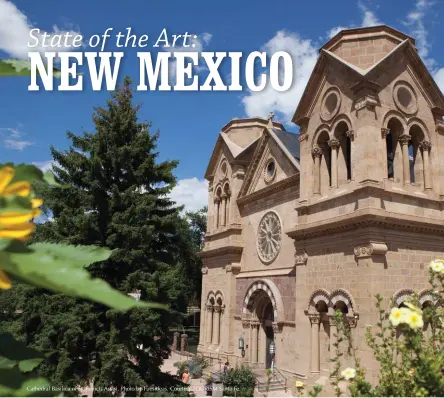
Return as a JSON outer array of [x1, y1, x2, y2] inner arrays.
[[251, 367, 288, 395]]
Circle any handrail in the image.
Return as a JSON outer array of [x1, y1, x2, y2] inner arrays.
[[273, 367, 287, 392]]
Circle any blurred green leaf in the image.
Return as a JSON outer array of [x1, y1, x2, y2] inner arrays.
[[0, 60, 61, 77], [0, 243, 166, 311]]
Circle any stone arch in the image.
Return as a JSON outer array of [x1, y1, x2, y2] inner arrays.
[[330, 289, 356, 313], [393, 288, 415, 307], [215, 290, 225, 303], [242, 279, 285, 323], [332, 116, 353, 183], [311, 124, 331, 148], [407, 117, 431, 141], [207, 291, 216, 304], [418, 289, 438, 306], [331, 114, 352, 134], [382, 110, 408, 131], [307, 288, 330, 313]]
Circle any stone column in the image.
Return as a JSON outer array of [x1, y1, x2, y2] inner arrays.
[[328, 139, 340, 188], [251, 322, 259, 363], [309, 314, 321, 374], [214, 198, 220, 229], [381, 128, 390, 177], [180, 334, 188, 352], [420, 141, 432, 190], [206, 305, 213, 345], [225, 191, 231, 225], [312, 147, 323, 194], [172, 331, 180, 351], [399, 134, 411, 184], [221, 194, 227, 227], [212, 306, 221, 345], [329, 316, 337, 373]]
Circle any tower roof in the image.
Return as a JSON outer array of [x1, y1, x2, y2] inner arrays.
[[320, 25, 415, 53]]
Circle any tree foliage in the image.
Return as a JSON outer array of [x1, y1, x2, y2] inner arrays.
[[0, 78, 203, 396]]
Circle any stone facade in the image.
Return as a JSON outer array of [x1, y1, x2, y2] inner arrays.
[[198, 25, 444, 395]]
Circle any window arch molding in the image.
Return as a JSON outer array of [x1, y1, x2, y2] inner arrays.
[[382, 110, 408, 131], [407, 117, 431, 142], [392, 288, 415, 307], [330, 288, 356, 313], [311, 124, 331, 149], [307, 288, 330, 313], [331, 114, 353, 135]]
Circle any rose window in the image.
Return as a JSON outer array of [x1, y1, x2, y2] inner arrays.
[[257, 211, 282, 264]]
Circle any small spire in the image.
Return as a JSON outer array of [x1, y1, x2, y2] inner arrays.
[[267, 112, 275, 127]]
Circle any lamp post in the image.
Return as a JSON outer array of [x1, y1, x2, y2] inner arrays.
[[238, 336, 245, 357]]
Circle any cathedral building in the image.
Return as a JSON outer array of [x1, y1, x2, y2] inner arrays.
[[198, 25, 444, 394]]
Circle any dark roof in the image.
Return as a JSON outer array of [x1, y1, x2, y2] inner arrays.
[[272, 129, 300, 161]]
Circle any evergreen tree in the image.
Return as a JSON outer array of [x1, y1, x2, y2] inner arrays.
[[0, 78, 190, 396]]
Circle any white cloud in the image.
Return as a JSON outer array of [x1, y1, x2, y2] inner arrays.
[[242, 31, 318, 122], [0, 127, 33, 151], [0, 0, 81, 59], [403, 0, 435, 69], [242, 2, 383, 123], [170, 177, 208, 212], [434, 68, 444, 93], [33, 160, 55, 172], [328, 2, 382, 39]]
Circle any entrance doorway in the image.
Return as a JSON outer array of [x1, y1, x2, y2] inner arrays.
[[265, 326, 274, 368]]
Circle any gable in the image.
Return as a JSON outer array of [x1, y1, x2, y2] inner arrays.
[[239, 128, 300, 199], [293, 28, 444, 126]]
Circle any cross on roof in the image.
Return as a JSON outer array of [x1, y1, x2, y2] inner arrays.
[[268, 112, 275, 122]]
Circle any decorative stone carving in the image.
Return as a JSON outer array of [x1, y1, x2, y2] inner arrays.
[[226, 263, 241, 274], [272, 322, 283, 333], [354, 242, 388, 258], [354, 94, 378, 111], [307, 313, 321, 324], [242, 319, 250, 328], [381, 127, 390, 138], [257, 211, 282, 264], [295, 250, 308, 266], [213, 197, 221, 204], [311, 147, 323, 158], [399, 134, 411, 146], [346, 130, 355, 140], [419, 141, 432, 151], [206, 304, 213, 311], [298, 132, 308, 142], [328, 139, 340, 149], [201, 266, 209, 274]]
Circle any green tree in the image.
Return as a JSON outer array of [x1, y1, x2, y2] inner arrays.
[[0, 78, 188, 396]]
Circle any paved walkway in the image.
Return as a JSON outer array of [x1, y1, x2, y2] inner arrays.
[[161, 352, 294, 397]]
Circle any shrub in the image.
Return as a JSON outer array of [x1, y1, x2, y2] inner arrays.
[[322, 260, 444, 397], [223, 365, 256, 397]]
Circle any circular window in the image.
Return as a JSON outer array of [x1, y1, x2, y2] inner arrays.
[[220, 160, 227, 178], [257, 211, 282, 264], [321, 88, 341, 121], [264, 159, 276, 183], [393, 82, 417, 115]]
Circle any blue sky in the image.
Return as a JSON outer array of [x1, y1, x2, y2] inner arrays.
[[0, 0, 443, 211]]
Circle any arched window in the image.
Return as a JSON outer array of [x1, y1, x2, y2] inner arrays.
[[214, 187, 222, 228], [386, 118, 404, 181], [222, 183, 231, 226], [409, 124, 430, 189], [333, 121, 352, 186], [312, 131, 331, 194]]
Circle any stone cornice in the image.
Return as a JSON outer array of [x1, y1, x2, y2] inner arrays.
[[237, 174, 299, 206], [287, 208, 444, 240], [354, 241, 388, 258], [199, 244, 244, 259], [205, 224, 243, 240]]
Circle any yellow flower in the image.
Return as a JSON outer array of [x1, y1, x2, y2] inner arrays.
[[341, 367, 356, 381], [429, 259, 444, 274], [0, 166, 43, 289], [389, 307, 408, 327], [403, 302, 422, 314], [295, 381, 304, 388], [405, 310, 424, 330]]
